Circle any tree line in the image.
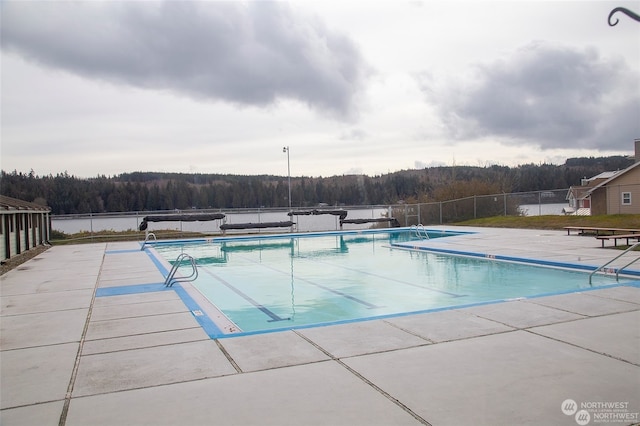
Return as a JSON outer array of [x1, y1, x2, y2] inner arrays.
[[1, 155, 633, 215]]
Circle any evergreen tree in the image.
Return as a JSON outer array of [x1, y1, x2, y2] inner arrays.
[[1, 153, 634, 214]]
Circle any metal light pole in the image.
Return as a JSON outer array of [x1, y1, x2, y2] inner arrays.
[[608, 7, 640, 26], [283, 146, 291, 213]]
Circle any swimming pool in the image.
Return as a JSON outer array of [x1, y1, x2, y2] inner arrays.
[[150, 229, 632, 338]]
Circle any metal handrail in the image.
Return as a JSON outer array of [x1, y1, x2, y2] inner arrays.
[[411, 224, 430, 240], [616, 245, 640, 282], [140, 232, 157, 250], [164, 253, 198, 287], [589, 242, 640, 285]]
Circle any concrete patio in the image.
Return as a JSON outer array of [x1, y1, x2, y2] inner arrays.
[[1, 227, 639, 425]]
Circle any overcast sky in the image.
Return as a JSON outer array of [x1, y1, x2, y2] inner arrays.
[[2, 1, 639, 178]]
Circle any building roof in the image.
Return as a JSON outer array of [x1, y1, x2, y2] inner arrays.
[[567, 160, 639, 201], [586, 171, 621, 181], [0, 195, 51, 212], [585, 161, 640, 195], [566, 186, 591, 201]]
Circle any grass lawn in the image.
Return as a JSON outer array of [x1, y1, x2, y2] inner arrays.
[[456, 214, 640, 230]]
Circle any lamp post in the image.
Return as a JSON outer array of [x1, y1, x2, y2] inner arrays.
[[608, 7, 640, 26], [283, 146, 291, 213]]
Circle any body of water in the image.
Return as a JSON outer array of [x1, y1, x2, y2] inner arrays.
[[519, 203, 570, 216]]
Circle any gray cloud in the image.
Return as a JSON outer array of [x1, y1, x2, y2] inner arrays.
[[1, 1, 370, 119], [418, 41, 639, 151]]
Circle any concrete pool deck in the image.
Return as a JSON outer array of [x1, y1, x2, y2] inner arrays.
[[1, 226, 639, 425]]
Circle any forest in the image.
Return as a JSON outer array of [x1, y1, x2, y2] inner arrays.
[[1, 155, 634, 215]]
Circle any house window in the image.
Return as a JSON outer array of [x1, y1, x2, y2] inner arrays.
[[622, 192, 631, 205]]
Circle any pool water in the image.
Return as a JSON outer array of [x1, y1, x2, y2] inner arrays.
[[152, 230, 625, 336]]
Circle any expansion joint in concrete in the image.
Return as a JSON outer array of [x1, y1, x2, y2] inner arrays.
[[58, 248, 105, 426], [293, 330, 433, 426]]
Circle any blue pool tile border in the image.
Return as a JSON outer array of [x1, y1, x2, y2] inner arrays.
[[95, 282, 224, 338], [171, 284, 225, 337], [96, 283, 168, 297], [390, 242, 640, 278]]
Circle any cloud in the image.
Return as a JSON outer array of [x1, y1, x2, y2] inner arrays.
[[415, 160, 446, 169], [339, 128, 367, 141], [0, 1, 370, 119], [418, 41, 639, 151]]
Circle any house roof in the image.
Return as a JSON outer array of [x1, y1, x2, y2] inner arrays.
[[586, 171, 621, 181], [566, 186, 591, 201], [0, 195, 51, 212], [585, 161, 640, 195]]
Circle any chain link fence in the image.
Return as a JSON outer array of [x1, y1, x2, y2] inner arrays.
[[389, 188, 570, 227], [52, 188, 579, 236]]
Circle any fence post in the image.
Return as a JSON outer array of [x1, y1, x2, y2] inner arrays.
[[474, 195, 477, 219], [538, 191, 542, 216], [503, 193, 507, 216], [439, 202, 443, 224]]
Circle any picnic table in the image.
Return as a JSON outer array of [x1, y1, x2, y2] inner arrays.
[[564, 226, 640, 236], [596, 233, 640, 247]]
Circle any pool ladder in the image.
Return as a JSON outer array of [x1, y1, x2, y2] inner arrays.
[[140, 232, 157, 251], [589, 241, 640, 285], [411, 224, 430, 240], [164, 253, 198, 287]]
